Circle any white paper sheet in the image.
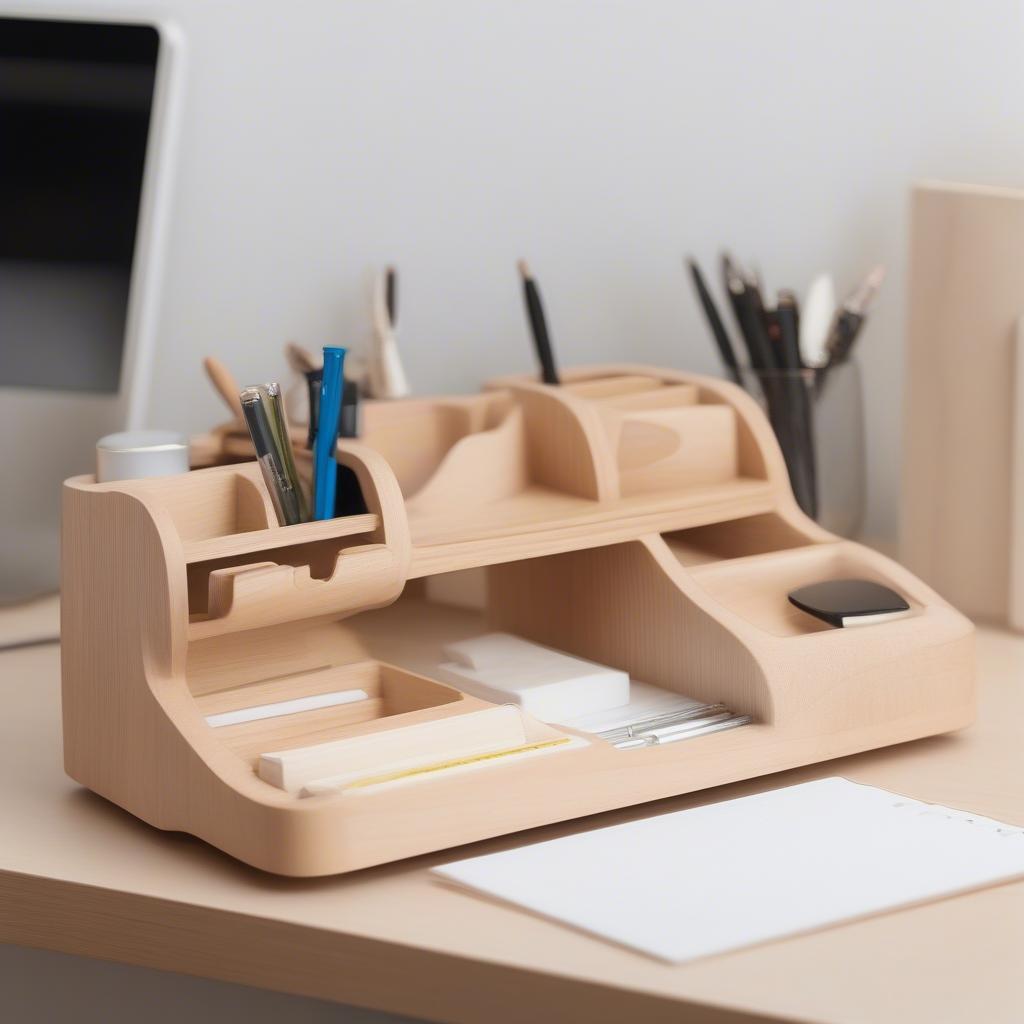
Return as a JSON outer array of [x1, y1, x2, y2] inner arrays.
[[433, 778, 1024, 963]]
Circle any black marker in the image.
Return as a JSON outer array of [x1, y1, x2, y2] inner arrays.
[[687, 257, 742, 385], [517, 260, 560, 385]]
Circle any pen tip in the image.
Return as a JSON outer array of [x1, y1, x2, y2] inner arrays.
[[517, 259, 532, 280]]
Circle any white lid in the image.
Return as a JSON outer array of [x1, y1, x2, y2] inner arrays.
[[96, 430, 188, 454]]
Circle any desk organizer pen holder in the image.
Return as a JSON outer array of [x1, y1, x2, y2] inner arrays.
[[62, 364, 975, 876]]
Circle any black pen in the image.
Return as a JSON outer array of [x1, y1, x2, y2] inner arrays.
[[305, 366, 323, 451], [735, 280, 777, 371], [517, 260, 560, 385], [776, 290, 818, 517], [720, 253, 776, 371], [776, 290, 803, 371], [686, 257, 742, 386], [721, 252, 748, 335], [385, 265, 397, 327]]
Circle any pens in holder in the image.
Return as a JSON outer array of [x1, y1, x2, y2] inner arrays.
[[517, 260, 560, 385], [686, 257, 742, 386], [240, 385, 307, 526], [312, 346, 347, 521], [721, 254, 776, 371], [260, 382, 309, 524], [821, 264, 885, 372], [305, 367, 323, 450], [775, 290, 818, 518]]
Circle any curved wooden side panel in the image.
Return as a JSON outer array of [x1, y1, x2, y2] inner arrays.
[[551, 363, 786, 488], [505, 382, 618, 501], [485, 538, 772, 722], [406, 406, 529, 515], [646, 530, 975, 738], [487, 365, 796, 508], [359, 393, 513, 498], [61, 484, 205, 826]]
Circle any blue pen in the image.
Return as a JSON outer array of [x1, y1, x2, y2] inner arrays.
[[312, 346, 346, 520]]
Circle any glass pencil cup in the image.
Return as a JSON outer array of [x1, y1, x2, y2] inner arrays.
[[741, 361, 866, 538]]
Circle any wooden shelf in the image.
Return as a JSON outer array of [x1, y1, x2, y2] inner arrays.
[[182, 513, 379, 563], [408, 478, 776, 577]]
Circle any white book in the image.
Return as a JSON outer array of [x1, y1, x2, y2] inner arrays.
[[434, 778, 1024, 964]]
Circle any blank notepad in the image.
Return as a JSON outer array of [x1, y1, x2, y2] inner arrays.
[[433, 778, 1024, 963]]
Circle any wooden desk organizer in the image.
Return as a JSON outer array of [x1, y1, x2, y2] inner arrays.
[[62, 364, 975, 876]]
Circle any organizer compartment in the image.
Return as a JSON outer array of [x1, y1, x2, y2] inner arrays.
[[259, 704, 577, 796], [664, 513, 821, 567], [486, 540, 772, 721], [565, 373, 746, 499], [186, 540, 404, 639], [687, 543, 922, 638], [404, 376, 780, 577], [193, 659, 468, 764], [360, 392, 512, 499], [121, 463, 275, 542], [159, 441, 412, 637]]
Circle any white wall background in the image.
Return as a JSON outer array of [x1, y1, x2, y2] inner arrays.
[[24, 0, 1024, 540]]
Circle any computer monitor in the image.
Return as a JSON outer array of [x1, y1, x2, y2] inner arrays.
[[0, 14, 182, 601]]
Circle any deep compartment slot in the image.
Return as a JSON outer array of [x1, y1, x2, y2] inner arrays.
[[126, 466, 274, 541], [664, 513, 818, 567], [187, 526, 381, 617], [196, 661, 466, 764]]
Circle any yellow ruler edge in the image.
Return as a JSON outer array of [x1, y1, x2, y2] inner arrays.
[[346, 737, 572, 791]]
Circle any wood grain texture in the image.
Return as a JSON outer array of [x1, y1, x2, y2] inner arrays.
[[4, 634, 1023, 1023], [902, 181, 1024, 623], [61, 364, 975, 876], [0, 875, 775, 1024]]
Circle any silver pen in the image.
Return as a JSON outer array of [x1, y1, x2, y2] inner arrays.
[[239, 386, 306, 526], [260, 382, 309, 523], [613, 714, 753, 749], [597, 703, 727, 744]]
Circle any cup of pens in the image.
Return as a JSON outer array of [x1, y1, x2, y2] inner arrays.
[[687, 255, 880, 539], [742, 361, 866, 538]]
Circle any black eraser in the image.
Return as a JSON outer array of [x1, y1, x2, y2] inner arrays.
[[788, 579, 910, 628]]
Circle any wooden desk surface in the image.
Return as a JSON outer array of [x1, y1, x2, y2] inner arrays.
[[2, 628, 1023, 1024]]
